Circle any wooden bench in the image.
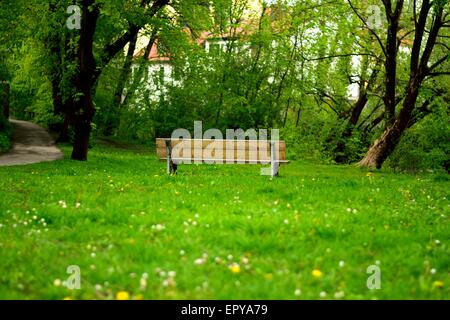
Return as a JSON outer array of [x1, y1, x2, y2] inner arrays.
[[156, 138, 289, 177]]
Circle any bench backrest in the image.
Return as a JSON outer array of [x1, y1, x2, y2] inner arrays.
[[156, 138, 287, 164]]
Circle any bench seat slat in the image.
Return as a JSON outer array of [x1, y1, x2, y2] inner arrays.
[[156, 138, 286, 152], [156, 150, 286, 161], [159, 158, 290, 164]]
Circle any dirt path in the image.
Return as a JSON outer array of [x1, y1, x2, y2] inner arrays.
[[0, 120, 63, 166]]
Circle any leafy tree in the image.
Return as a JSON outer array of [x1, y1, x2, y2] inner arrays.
[[349, 0, 450, 168]]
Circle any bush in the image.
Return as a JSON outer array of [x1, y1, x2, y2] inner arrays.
[[322, 120, 369, 164], [0, 115, 12, 153], [281, 109, 335, 163], [387, 110, 450, 172]]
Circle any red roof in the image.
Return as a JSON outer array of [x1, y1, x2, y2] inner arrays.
[[134, 13, 271, 62], [134, 38, 171, 62]]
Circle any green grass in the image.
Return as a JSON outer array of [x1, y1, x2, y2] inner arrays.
[[0, 143, 449, 300]]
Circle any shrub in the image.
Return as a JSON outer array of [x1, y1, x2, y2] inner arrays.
[[281, 109, 335, 163], [387, 110, 450, 172], [0, 115, 11, 153]]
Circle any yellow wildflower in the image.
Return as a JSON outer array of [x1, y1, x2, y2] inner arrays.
[[433, 281, 444, 289], [229, 264, 241, 274], [116, 291, 130, 300], [312, 269, 323, 278]]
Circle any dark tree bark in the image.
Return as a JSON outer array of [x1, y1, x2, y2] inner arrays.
[[71, 0, 99, 161], [382, 0, 404, 126], [94, 0, 169, 83], [295, 108, 302, 127], [360, 105, 384, 134]]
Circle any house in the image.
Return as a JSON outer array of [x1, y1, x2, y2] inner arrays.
[[128, 0, 266, 102], [127, 0, 366, 104]]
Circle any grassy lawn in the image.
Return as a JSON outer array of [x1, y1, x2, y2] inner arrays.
[[0, 143, 449, 300]]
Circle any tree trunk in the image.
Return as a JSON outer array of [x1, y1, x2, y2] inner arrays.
[[359, 82, 420, 169], [358, 125, 400, 169], [71, 81, 96, 160], [382, 0, 404, 127], [71, 1, 98, 161], [295, 108, 302, 127], [57, 109, 72, 143], [113, 30, 138, 109], [51, 85, 64, 116], [71, 113, 92, 161]]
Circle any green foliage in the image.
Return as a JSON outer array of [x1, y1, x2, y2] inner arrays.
[[7, 41, 53, 121], [94, 84, 119, 136], [323, 121, 369, 164], [387, 106, 450, 172], [281, 108, 332, 163], [0, 114, 11, 153], [28, 82, 57, 127], [2, 0, 449, 168]]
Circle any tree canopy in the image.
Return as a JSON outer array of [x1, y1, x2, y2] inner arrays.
[[1, 0, 448, 170]]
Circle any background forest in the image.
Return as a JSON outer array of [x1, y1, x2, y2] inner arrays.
[[1, 0, 449, 169]]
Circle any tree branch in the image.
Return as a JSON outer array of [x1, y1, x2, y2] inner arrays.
[[419, 4, 445, 78], [301, 53, 380, 61], [428, 54, 449, 72], [436, 42, 450, 51], [99, 0, 170, 72], [347, 0, 387, 56], [427, 72, 450, 77]]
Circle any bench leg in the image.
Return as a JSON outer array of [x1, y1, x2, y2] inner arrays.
[[166, 158, 178, 175], [170, 161, 178, 174], [271, 161, 279, 177], [166, 142, 177, 175], [166, 152, 171, 175], [270, 141, 279, 177]]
